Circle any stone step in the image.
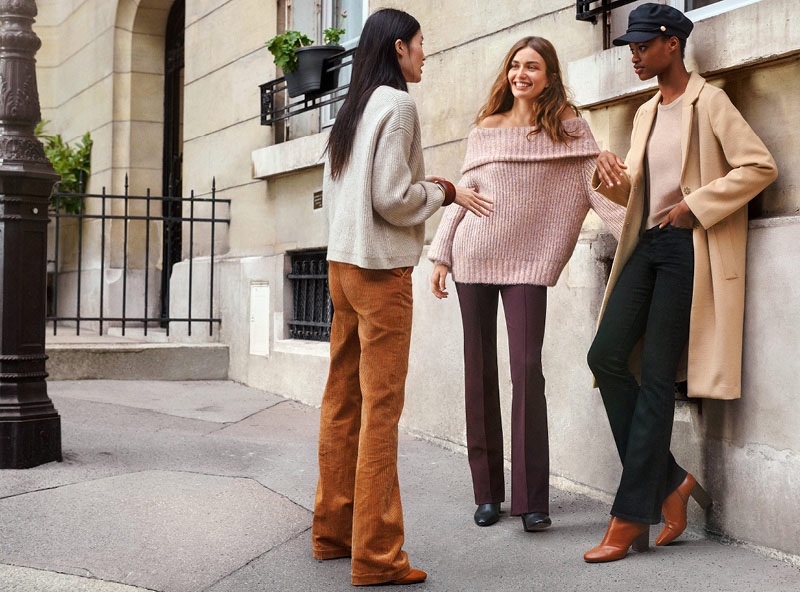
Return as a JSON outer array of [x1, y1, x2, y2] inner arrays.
[[45, 342, 229, 381]]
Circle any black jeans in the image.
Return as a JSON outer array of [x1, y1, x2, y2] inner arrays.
[[587, 225, 694, 524]]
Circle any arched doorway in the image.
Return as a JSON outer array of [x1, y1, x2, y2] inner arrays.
[[161, 0, 184, 321]]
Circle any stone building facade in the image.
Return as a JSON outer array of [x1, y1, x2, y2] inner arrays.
[[35, 0, 800, 561]]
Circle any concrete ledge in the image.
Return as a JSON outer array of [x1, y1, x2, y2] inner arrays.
[[251, 131, 328, 179], [46, 343, 229, 380]]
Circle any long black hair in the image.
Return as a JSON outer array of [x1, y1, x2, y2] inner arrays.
[[326, 8, 421, 180]]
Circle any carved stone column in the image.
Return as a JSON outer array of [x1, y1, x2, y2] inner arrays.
[[0, 0, 62, 468]]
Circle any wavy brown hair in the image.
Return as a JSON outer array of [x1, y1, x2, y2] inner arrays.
[[476, 36, 578, 143]]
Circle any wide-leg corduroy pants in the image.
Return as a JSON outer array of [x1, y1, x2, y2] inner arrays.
[[312, 261, 414, 586], [455, 282, 549, 516]]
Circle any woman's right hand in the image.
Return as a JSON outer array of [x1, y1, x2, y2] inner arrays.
[[596, 150, 627, 189], [430, 264, 450, 299], [454, 185, 493, 217]]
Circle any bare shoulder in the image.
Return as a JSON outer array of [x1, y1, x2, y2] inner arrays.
[[478, 113, 507, 128], [559, 107, 580, 121]]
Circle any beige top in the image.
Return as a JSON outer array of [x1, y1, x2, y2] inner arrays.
[[645, 96, 683, 229]]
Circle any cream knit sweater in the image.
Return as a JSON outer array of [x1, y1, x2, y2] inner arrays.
[[325, 86, 445, 269], [428, 118, 624, 286]]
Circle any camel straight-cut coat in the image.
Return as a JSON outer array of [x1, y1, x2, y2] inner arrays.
[[593, 72, 777, 400]]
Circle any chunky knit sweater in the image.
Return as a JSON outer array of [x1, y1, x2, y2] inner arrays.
[[326, 86, 445, 269], [428, 118, 624, 286]]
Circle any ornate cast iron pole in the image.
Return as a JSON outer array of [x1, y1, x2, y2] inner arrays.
[[0, 0, 62, 468]]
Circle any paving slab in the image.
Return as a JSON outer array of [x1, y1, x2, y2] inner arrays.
[[1, 380, 798, 592], [0, 470, 308, 592], [49, 380, 283, 423], [0, 565, 155, 592]]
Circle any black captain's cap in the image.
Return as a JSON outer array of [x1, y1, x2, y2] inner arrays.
[[613, 3, 694, 46]]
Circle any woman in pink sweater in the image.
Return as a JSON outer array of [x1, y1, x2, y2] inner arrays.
[[429, 36, 622, 532]]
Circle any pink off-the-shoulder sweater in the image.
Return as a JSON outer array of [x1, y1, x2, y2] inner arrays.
[[428, 118, 624, 286]]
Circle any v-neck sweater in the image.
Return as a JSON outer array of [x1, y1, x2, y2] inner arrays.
[[428, 118, 624, 286]]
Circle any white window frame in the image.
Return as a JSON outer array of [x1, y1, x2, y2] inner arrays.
[[321, 0, 368, 128], [684, 0, 763, 20]]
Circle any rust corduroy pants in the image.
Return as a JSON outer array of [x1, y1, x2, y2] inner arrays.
[[312, 261, 414, 586]]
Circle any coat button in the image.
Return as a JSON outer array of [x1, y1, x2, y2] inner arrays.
[[683, 186, 691, 195]]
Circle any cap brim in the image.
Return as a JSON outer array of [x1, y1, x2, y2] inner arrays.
[[612, 30, 661, 46]]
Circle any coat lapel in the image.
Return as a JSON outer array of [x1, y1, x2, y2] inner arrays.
[[680, 72, 706, 180], [629, 98, 658, 179]]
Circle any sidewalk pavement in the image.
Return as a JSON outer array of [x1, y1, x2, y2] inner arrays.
[[1, 380, 798, 592]]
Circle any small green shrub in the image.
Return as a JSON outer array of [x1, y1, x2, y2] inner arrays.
[[35, 121, 92, 213]]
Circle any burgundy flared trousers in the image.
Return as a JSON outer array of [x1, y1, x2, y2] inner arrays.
[[455, 282, 549, 516]]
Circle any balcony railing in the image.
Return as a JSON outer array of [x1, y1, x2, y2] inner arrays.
[[576, 0, 638, 22], [260, 47, 356, 126]]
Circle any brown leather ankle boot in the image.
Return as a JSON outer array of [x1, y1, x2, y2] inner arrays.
[[656, 473, 712, 546], [584, 517, 650, 563], [389, 568, 427, 585]]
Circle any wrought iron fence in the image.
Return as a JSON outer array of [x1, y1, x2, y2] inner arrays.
[[48, 176, 230, 337], [287, 250, 332, 342], [260, 47, 356, 126]]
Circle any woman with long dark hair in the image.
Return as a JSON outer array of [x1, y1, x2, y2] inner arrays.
[[429, 37, 623, 532], [312, 8, 492, 587]]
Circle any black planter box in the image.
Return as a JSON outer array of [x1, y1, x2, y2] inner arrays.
[[284, 45, 345, 98]]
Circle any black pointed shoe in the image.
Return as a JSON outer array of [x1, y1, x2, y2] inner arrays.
[[474, 503, 501, 526], [521, 512, 551, 532]]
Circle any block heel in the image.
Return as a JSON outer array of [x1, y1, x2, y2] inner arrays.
[[631, 528, 650, 553], [690, 480, 713, 510]]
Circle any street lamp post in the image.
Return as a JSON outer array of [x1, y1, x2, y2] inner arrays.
[[0, 0, 62, 468]]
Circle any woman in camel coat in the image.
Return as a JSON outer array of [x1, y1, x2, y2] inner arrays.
[[593, 70, 777, 400], [584, 3, 777, 565]]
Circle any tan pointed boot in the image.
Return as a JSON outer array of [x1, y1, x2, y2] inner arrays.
[[584, 516, 650, 563], [656, 473, 712, 546]]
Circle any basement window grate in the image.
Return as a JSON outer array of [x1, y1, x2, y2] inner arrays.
[[287, 250, 332, 342]]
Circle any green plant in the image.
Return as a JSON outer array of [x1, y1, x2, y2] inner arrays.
[[322, 26, 346, 45], [266, 30, 314, 73], [35, 120, 92, 213], [323, 11, 347, 45], [266, 13, 347, 73]]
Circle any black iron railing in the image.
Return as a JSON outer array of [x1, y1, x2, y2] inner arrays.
[[576, 0, 638, 22], [48, 176, 231, 337], [260, 47, 356, 126], [286, 250, 332, 342]]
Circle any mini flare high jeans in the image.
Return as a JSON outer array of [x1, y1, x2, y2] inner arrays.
[[587, 225, 694, 524]]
